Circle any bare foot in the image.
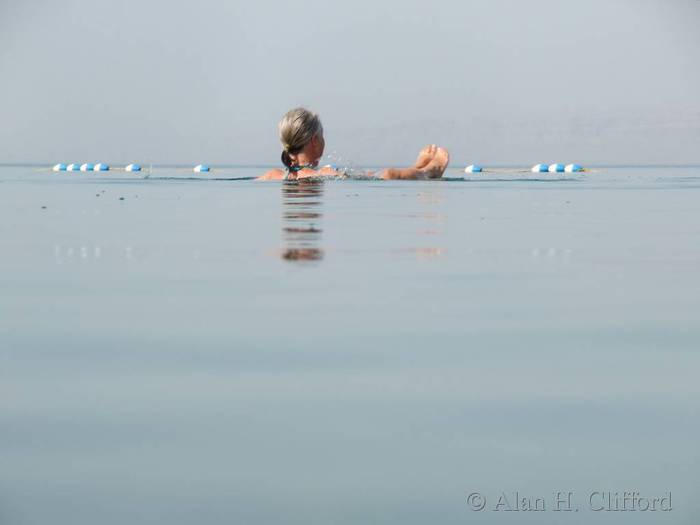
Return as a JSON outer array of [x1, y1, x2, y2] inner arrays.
[[420, 147, 449, 179], [414, 144, 437, 169], [377, 146, 449, 180]]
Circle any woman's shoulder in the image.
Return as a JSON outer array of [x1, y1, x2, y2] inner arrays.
[[295, 166, 341, 179], [257, 168, 285, 180], [256, 165, 341, 181]]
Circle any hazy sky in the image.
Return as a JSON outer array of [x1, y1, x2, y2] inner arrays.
[[1, 0, 699, 165]]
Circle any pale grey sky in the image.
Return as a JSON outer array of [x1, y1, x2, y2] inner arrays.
[[1, 0, 699, 165]]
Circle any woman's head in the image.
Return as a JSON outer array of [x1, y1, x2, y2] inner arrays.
[[279, 107, 324, 169]]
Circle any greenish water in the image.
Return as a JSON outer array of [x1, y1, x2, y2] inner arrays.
[[1, 166, 699, 524]]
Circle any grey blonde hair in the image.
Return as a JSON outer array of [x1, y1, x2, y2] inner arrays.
[[278, 107, 323, 169]]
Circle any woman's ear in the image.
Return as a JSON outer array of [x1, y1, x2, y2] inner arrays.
[[313, 132, 325, 154]]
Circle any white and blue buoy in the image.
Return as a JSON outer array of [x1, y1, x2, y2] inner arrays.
[[67, 163, 80, 172], [194, 164, 210, 173], [52, 163, 67, 172], [80, 163, 95, 172], [125, 164, 141, 172], [565, 163, 583, 173], [94, 163, 110, 171], [531, 164, 549, 173], [465, 164, 483, 173], [548, 163, 565, 173]]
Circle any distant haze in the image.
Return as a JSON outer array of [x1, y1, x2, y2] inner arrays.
[[1, 0, 699, 166]]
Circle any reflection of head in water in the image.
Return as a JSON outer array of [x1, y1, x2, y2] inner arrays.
[[279, 108, 325, 170], [281, 181, 324, 262]]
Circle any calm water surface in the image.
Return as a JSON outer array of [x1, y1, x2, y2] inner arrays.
[[1, 166, 699, 524]]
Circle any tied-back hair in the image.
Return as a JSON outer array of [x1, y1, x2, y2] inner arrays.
[[278, 107, 322, 170], [280, 150, 295, 170]]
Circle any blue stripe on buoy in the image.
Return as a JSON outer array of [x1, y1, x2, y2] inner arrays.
[[565, 163, 583, 173], [548, 163, 565, 173], [194, 164, 210, 173], [125, 164, 142, 172], [53, 163, 67, 172], [531, 164, 548, 173], [94, 163, 110, 171], [465, 164, 483, 173], [67, 163, 80, 171]]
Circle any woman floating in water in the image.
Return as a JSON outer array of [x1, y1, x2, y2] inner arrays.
[[258, 108, 450, 181]]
